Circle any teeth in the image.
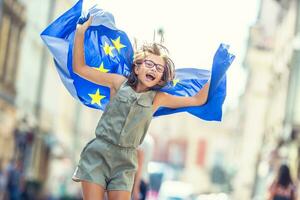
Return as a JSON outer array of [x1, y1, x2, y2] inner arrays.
[[146, 74, 155, 81], [147, 74, 155, 79]]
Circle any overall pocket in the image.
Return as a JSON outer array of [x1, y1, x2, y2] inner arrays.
[[80, 138, 96, 157]]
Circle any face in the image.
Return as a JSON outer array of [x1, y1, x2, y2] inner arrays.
[[134, 53, 165, 89]]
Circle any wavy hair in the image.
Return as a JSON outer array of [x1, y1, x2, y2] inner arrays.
[[127, 43, 175, 89], [277, 164, 293, 188]]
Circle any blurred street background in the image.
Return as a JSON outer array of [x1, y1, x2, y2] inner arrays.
[[1, 0, 300, 199]]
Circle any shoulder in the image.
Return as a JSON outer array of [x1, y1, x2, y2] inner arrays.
[[153, 91, 166, 101], [113, 76, 127, 91], [152, 91, 165, 112], [110, 77, 128, 98], [153, 90, 177, 105], [150, 89, 159, 99]]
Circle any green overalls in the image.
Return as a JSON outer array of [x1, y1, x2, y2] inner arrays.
[[72, 81, 156, 191]]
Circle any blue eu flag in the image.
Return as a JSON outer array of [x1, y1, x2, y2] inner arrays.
[[41, 0, 235, 121]]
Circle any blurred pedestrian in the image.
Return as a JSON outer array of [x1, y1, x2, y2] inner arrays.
[[267, 164, 297, 200], [6, 160, 25, 200], [0, 160, 8, 200], [132, 134, 154, 200]]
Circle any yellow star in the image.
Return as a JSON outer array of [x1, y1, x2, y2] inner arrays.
[[95, 62, 109, 73], [102, 42, 114, 57], [88, 89, 105, 106], [173, 79, 180, 87], [111, 36, 126, 53]]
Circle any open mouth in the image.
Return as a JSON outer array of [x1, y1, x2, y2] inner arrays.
[[146, 73, 156, 81]]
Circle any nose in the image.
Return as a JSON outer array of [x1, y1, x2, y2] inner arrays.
[[150, 66, 157, 72]]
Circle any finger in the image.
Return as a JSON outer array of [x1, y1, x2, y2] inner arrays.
[[87, 15, 93, 26], [86, 13, 90, 20], [77, 13, 89, 25], [87, 4, 99, 17], [89, 7, 101, 15], [77, 17, 84, 25]]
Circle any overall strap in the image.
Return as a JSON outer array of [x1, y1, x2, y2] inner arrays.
[[118, 79, 128, 91]]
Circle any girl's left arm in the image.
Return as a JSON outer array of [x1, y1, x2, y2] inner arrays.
[[153, 81, 210, 111]]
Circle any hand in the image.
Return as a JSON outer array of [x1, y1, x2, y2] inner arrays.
[[76, 13, 93, 33], [76, 5, 100, 32]]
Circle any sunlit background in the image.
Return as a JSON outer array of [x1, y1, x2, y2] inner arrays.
[[100, 0, 260, 109], [1, 0, 300, 199]]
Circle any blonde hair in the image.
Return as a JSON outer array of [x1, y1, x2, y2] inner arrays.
[[127, 43, 175, 89]]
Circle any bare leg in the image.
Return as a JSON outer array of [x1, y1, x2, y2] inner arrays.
[[81, 180, 105, 200], [107, 190, 131, 200]]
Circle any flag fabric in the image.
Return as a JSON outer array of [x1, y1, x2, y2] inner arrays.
[[41, 0, 235, 121]]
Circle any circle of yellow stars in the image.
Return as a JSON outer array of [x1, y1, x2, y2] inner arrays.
[[102, 36, 126, 57], [88, 36, 126, 106]]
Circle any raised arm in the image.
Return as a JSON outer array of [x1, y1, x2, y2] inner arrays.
[[73, 16, 126, 91], [153, 81, 210, 111]]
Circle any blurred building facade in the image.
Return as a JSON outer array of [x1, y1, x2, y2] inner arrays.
[[143, 24, 242, 197], [6, 0, 300, 199], [149, 108, 240, 194], [233, 0, 300, 199], [0, 0, 100, 198], [0, 0, 25, 174]]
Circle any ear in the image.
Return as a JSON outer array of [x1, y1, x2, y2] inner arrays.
[[158, 73, 166, 85], [158, 79, 165, 86]]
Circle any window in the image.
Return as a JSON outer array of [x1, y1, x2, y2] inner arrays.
[[0, 15, 11, 79], [196, 139, 206, 167], [0, 0, 25, 98]]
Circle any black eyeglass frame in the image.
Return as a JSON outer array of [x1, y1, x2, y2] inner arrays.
[[141, 59, 166, 73]]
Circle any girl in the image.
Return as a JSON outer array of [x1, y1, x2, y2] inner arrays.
[[71, 16, 210, 200], [268, 164, 297, 200]]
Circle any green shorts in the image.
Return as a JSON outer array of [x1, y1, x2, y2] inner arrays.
[[72, 137, 138, 191]]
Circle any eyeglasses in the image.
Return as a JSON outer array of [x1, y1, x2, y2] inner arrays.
[[143, 59, 165, 73]]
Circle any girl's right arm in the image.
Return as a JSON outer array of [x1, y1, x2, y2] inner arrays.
[[73, 16, 126, 92]]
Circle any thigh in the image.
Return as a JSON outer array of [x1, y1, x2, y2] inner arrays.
[[81, 180, 105, 200], [107, 190, 131, 200]]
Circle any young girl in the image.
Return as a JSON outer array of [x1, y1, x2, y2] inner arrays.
[[71, 16, 210, 200]]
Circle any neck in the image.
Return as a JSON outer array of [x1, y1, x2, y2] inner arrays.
[[135, 82, 149, 93]]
